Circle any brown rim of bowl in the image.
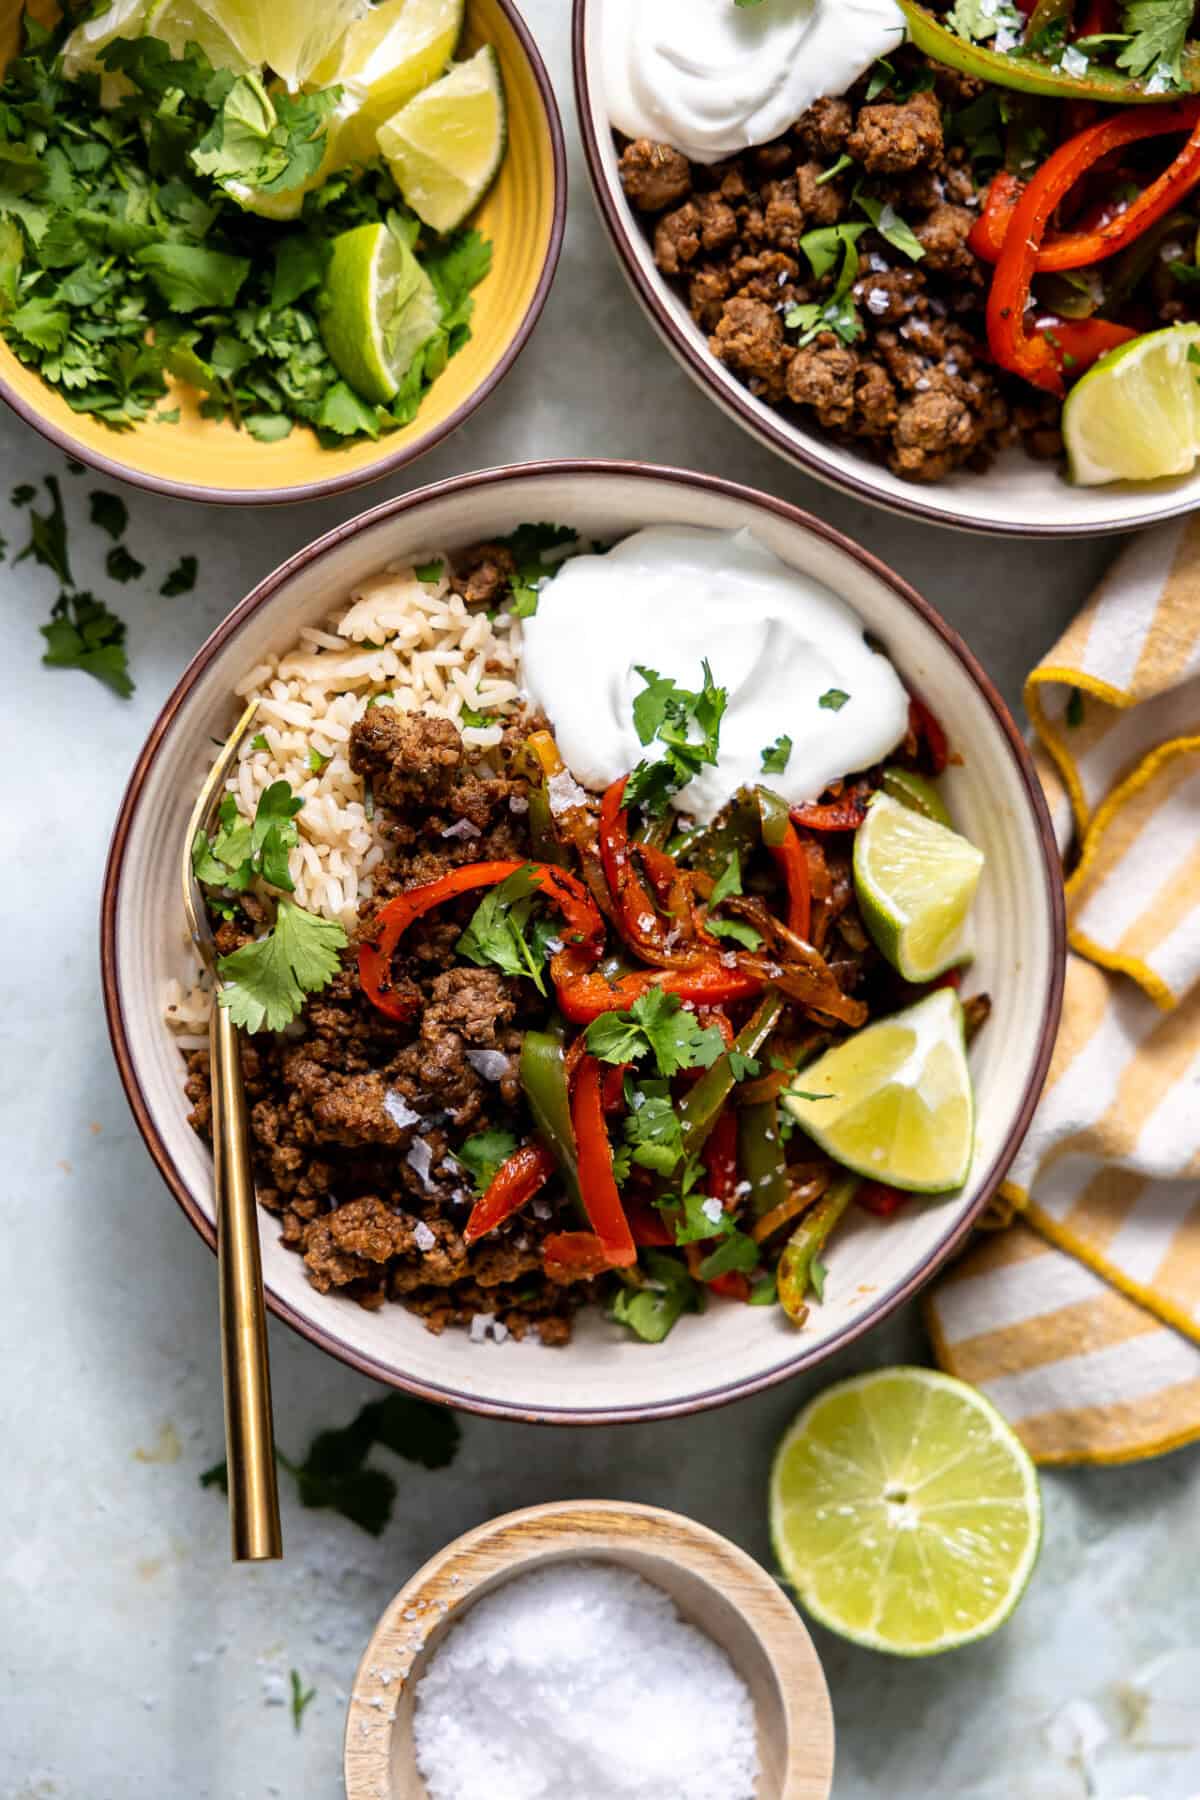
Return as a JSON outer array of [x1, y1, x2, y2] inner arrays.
[[100, 458, 1067, 1425], [570, 0, 1200, 542], [0, 0, 566, 509]]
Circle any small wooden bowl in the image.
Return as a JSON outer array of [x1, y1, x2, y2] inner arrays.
[[344, 1500, 835, 1800]]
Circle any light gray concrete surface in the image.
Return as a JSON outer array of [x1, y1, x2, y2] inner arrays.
[[2, 6, 1199, 1796]]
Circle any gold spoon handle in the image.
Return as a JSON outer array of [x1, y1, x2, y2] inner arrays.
[[210, 1000, 283, 1562]]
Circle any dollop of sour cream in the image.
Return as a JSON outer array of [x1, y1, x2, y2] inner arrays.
[[520, 526, 910, 825], [604, 0, 907, 165]]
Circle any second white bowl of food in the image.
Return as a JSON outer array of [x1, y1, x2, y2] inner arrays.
[[572, 0, 1200, 537], [102, 460, 1064, 1423]]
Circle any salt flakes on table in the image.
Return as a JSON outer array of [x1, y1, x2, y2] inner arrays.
[[411, 1560, 759, 1800]]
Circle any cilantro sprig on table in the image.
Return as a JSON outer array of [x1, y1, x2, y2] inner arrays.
[[0, 19, 491, 441], [624, 661, 728, 815], [200, 1391, 460, 1538]]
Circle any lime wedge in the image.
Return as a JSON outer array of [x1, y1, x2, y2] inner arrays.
[[879, 765, 951, 827], [377, 45, 506, 234], [317, 223, 439, 404], [782, 988, 974, 1192], [854, 792, 983, 983], [1064, 324, 1200, 487], [141, 0, 255, 70], [310, 0, 464, 166], [770, 1367, 1042, 1655], [184, 0, 364, 91]]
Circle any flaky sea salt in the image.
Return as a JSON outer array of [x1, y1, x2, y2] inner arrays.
[[384, 1090, 421, 1130], [413, 1221, 437, 1253], [466, 1048, 511, 1082], [411, 1561, 759, 1800]]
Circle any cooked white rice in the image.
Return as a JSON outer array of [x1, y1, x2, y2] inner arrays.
[[167, 555, 523, 1032]]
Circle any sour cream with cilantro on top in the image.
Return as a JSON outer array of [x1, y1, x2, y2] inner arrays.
[[604, 0, 907, 165], [519, 526, 910, 825]]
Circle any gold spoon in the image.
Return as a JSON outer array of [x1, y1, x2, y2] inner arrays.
[[181, 700, 282, 1562]]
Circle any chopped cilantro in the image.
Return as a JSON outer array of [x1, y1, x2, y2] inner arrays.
[[491, 522, 576, 618], [16, 476, 71, 585], [819, 688, 850, 712], [748, 1273, 778, 1306], [1117, 0, 1192, 83], [457, 866, 560, 994], [816, 153, 854, 186], [251, 733, 270, 752], [809, 1253, 829, 1303], [787, 226, 866, 349], [457, 1128, 519, 1194], [761, 734, 792, 774], [161, 555, 198, 596], [106, 543, 145, 584], [89, 491, 128, 541], [585, 988, 727, 1080], [856, 192, 926, 263], [307, 747, 329, 773], [460, 704, 492, 728], [697, 1228, 759, 1281], [290, 1671, 316, 1732], [620, 1079, 684, 1177], [193, 780, 303, 894], [217, 900, 348, 1033], [624, 661, 728, 815], [41, 591, 131, 697], [610, 1250, 704, 1343], [0, 23, 491, 442], [414, 558, 444, 584], [728, 1051, 761, 1081], [200, 1391, 460, 1536], [709, 851, 742, 908], [706, 917, 762, 950], [662, 1185, 733, 1247]]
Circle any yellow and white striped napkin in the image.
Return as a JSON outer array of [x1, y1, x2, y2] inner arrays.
[[926, 517, 1200, 1465]]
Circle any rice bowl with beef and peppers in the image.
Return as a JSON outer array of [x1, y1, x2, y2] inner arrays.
[[172, 521, 991, 1347]]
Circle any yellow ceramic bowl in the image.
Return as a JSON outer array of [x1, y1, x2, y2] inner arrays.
[[0, 1, 564, 504]]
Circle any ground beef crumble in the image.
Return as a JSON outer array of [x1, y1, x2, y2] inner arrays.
[[616, 57, 1072, 483], [186, 656, 582, 1345]]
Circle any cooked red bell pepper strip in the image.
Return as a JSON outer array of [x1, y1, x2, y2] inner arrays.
[[626, 1198, 675, 1247], [908, 695, 950, 777], [360, 860, 604, 1021], [790, 791, 870, 833], [543, 1231, 614, 1279], [598, 777, 711, 966], [702, 1106, 740, 1205], [768, 821, 812, 941], [463, 1143, 557, 1245], [552, 953, 764, 1024], [1038, 315, 1139, 379], [570, 1056, 636, 1267], [975, 102, 1200, 276], [857, 1181, 908, 1219]]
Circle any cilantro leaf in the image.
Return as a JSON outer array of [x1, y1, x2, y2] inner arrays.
[[457, 1128, 519, 1194], [41, 591, 132, 697], [456, 865, 559, 993], [621, 1080, 684, 1176], [317, 381, 380, 439], [106, 544, 144, 584], [749, 1272, 778, 1306], [761, 734, 792, 774], [665, 1189, 735, 1246], [586, 988, 726, 1080], [697, 1228, 759, 1281], [709, 851, 742, 908], [1117, 0, 1192, 82], [16, 476, 71, 585], [415, 558, 444, 584], [89, 490, 128, 541], [819, 688, 850, 712], [217, 901, 348, 1033], [161, 555, 198, 596], [194, 780, 302, 895], [489, 522, 575, 618], [706, 917, 762, 950], [624, 661, 728, 815], [290, 1671, 316, 1732], [610, 1250, 704, 1343], [856, 192, 926, 263], [136, 243, 252, 312], [728, 1051, 761, 1081]]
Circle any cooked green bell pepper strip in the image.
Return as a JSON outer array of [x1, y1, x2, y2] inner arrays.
[[526, 786, 567, 867], [678, 991, 785, 1160], [899, 0, 1200, 101], [777, 1175, 858, 1325], [672, 790, 760, 878], [519, 1028, 584, 1220], [739, 1099, 788, 1219], [755, 786, 791, 849], [1104, 209, 1195, 311]]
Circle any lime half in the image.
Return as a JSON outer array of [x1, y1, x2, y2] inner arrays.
[[377, 45, 506, 233], [1064, 324, 1200, 487], [317, 223, 439, 403], [771, 1368, 1042, 1655], [854, 792, 983, 983], [312, 0, 464, 166], [782, 987, 974, 1192]]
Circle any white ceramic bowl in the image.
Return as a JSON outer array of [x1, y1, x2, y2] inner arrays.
[[102, 461, 1065, 1423], [572, 0, 1200, 538]]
